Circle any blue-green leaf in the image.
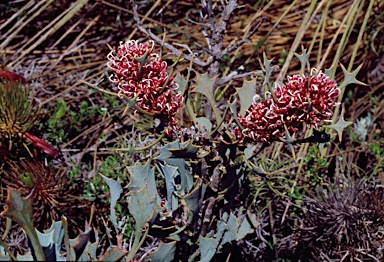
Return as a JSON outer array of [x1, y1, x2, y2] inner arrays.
[[100, 174, 122, 231], [150, 241, 176, 262], [237, 80, 256, 117]]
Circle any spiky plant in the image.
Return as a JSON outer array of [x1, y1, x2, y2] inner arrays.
[[0, 79, 39, 139], [2, 160, 86, 231], [299, 177, 384, 261], [0, 75, 58, 158]]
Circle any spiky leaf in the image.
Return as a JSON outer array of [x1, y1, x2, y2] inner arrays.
[[338, 63, 367, 90], [16, 252, 34, 261], [193, 73, 216, 102], [326, 107, 353, 142], [157, 163, 178, 213], [221, 213, 239, 245], [295, 47, 309, 74], [98, 247, 128, 261], [174, 73, 188, 95], [157, 141, 193, 194], [167, 140, 201, 159], [196, 117, 212, 133], [237, 212, 260, 241], [200, 237, 218, 262], [100, 174, 123, 231], [237, 80, 256, 117], [192, 73, 222, 124], [127, 161, 161, 205], [0, 246, 10, 261], [128, 186, 158, 229], [71, 223, 92, 261], [150, 241, 176, 262], [184, 179, 206, 221], [1, 189, 45, 261]]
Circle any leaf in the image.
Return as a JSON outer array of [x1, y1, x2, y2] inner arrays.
[[237, 212, 260, 241], [236, 79, 257, 117], [325, 64, 337, 77], [338, 63, 368, 90], [200, 237, 218, 262], [184, 178, 206, 220], [192, 73, 223, 124], [157, 163, 178, 214], [72, 223, 92, 261], [157, 141, 194, 194], [167, 140, 201, 159], [16, 252, 34, 261], [174, 73, 188, 95], [196, 117, 212, 133], [0, 246, 10, 261], [44, 221, 65, 261], [221, 213, 239, 246], [150, 241, 176, 262], [244, 145, 256, 160], [294, 47, 309, 74], [100, 174, 123, 231], [127, 160, 161, 205], [55, 99, 67, 119], [326, 107, 353, 142], [98, 247, 128, 261], [192, 73, 216, 102], [128, 186, 159, 229], [33, 229, 55, 261], [262, 53, 278, 83], [1, 189, 45, 261]]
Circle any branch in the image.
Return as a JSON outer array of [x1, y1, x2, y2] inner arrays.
[[222, 17, 266, 55], [131, 0, 207, 68]]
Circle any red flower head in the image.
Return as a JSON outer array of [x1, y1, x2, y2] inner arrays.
[[274, 69, 340, 129], [238, 69, 340, 143], [107, 40, 182, 124]]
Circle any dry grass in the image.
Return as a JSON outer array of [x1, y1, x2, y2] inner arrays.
[[0, 0, 383, 260]]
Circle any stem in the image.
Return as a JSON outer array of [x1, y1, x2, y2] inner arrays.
[[126, 225, 149, 261]]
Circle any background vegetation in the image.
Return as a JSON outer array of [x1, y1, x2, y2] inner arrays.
[[0, 0, 383, 261]]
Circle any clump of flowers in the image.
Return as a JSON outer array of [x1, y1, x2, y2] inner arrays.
[[239, 69, 340, 143], [107, 40, 182, 125]]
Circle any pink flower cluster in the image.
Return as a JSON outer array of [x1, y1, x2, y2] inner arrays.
[[107, 40, 182, 124], [238, 69, 340, 143]]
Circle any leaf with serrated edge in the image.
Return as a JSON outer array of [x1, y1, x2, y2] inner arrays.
[[156, 141, 194, 194], [263, 53, 277, 83], [200, 237, 218, 262], [2, 189, 45, 261], [128, 186, 158, 229], [100, 174, 122, 231], [174, 73, 187, 94], [127, 160, 161, 205], [184, 178, 206, 219], [326, 107, 353, 142], [338, 63, 367, 90], [237, 212, 260, 241], [221, 213, 239, 246], [193, 73, 216, 101], [167, 140, 201, 159], [192, 73, 222, 123], [294, 47, 309, 74], [157, 163, 178, 213], [237, 79, 256, 117], [98, 247, 128, 261], [16, 252, 34, 261], [150, 241, 176, 262]]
